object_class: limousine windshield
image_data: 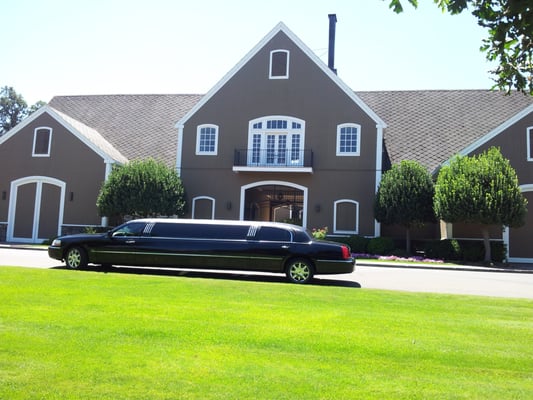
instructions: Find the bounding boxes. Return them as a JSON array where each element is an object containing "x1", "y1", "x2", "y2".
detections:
[{"x1": 49, "y1": 219, "x2": 355, "y2": 284}]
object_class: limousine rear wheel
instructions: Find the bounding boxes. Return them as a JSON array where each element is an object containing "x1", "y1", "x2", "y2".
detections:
[
  {"x1": 65, "y1": 246, "x2": 88, "y2": 269},
  {"x1": 286, "y1": 258, "x2": 314, "y2": 284}
]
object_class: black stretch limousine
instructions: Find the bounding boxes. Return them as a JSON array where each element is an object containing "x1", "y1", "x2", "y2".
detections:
[{"x1": 48, "y1": 219, "x2": 355, "y2": 283}]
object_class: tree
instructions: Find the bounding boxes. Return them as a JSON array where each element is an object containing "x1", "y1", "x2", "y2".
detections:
[
  {"x1": 0, "y1": 86, "x2": 45, "y2": 136},
  {"x1": 388, "y1": 0, "x2": 533, "y2": 95},
  {"x1": 97, "y1": 158, "x2": 187, "y2": 222},
  {"x1": 434, "y1": 147, "x2": 527, "y2": 263},
  {"x1": 374, "y1": 160, "x2": 435, "y2": 254}
]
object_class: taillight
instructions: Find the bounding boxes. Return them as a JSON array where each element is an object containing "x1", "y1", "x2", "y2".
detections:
[{"x1": 341, "y1": 245, "x2": 351, "y2": 260}]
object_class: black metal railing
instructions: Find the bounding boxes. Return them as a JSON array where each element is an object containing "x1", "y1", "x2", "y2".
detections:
[{"x1": 234, "y1": 149, "x2": 313, "y2": 168}]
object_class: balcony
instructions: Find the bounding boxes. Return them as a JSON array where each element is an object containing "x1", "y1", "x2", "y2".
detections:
[{"x1": 233, "y1": 149, "x2": 313, "y2": 173}]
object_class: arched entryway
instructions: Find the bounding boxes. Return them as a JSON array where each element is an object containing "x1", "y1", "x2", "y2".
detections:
[
  {"x1": 240, "y1": 181, "x2": 308, "y2": 227},
  {"x1": 7, "y1": 176, "x2": 65, "y2": 243}
]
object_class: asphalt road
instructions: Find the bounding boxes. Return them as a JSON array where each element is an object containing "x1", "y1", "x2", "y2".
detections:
[{"x1": 1, "y1": 247, "x2": 533, "y2": 299}]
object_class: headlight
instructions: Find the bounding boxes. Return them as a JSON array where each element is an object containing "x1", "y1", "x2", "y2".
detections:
[{"x1": 51, "y1": 239, "x2": 62, "y2": 247}]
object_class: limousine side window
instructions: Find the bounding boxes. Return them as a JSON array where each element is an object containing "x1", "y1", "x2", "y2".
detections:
[
  {"x1": 112, "y1": 222, "x2": 146, "y2": 237},
  {"x1": 150, "y1": 223, "x2": 250, "y2": 240},
  {"x1": 254, "y1": 227, "x2": 291, "y2": 242}
]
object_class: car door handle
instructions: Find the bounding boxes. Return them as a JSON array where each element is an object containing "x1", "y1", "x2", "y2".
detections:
[
  {"x1": 281, "y1": 245, "x2": 289, "y2": 249},
  {"x1": 125, "y1": 240, "x2": 136, "y2": 244}
]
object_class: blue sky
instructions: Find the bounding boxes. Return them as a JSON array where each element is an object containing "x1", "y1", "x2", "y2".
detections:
[{"x1": 2, "y1": 0, "x2": 495, "y2": 105}]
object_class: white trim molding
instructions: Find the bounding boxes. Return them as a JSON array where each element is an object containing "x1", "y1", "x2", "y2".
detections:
[
  {"x1": 505, "y1": 183, "x2": 533, "y2": 263},
  {"x1": 192, "y1": 196, "x2": 216, "y2": 219},
  {"x1": 333, "y1": 199, "x2": 359, "y2": 235},
  {"x1": 7, "y1": 176, "x2": 66, "y2": 243},
  {"x1": 240, "y1": 180, "x2": 308, "y2": 227}
]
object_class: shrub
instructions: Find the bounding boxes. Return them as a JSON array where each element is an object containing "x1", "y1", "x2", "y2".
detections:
[
  {"x1": 424, "y1": 239, "x2": 461, "y2": 261},
  {"x1": 367, "y1": 237, "x2": 395, "y2": 256},
  {"x1": 424, "y1": 239, "x2": 506, "y2": 263},
  {"x1": 329, "y1": 235, "x2": 370, "y2": 253}
]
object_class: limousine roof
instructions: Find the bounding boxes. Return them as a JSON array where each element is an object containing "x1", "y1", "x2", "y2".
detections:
[{"x1": 129, "y1": 218, "x2": 306, "y2": 231}]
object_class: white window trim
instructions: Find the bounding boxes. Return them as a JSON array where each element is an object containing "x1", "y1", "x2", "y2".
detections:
[
  {"x1": 526, "y1": 126, "x2": 533, "y2": 161},
  {"x1": 269, "y1": 49, "x2": 290, "y2": 79},
  {"x1": 191, "y1": 196, "x2": 215, "y2": 219},
  {"x1": 336, "y1": 123, "x2": 361, "y2": 156},
  {"x1": 195, "y1": 124, "x2": 219, "y2": 155},
  {"x1": 247, "y1": 116, "x2": 306, "y2": 167},
  {"x1": 32, "y1": 127, "x2": 52, "y2": 157},
  {"x1": 333, "y1": 199, "x2": 359, "y2": 234}
]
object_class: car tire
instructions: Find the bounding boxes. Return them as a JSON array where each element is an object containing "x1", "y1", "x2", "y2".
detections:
[
  {"x1": 65, "y1": 246, "x2": 88, "y2": 269},
  {"x1": 286, "y1": 258, "x2": 314, "y2": 284}
]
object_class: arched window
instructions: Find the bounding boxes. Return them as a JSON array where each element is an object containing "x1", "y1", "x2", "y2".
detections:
[
  {"x1": 334, "y1": 199, "x2": 359, "y2": 234},
  {"x1": 196, "y1": 124, "x2": 218, "y2": 155},
  {"x1": 269, "y1": 50, "x2": 290, "y2": 79},
  {"x1": 192, "y1": 196, "x2": 215, "y2": 219},
  {"x1": 248, "y1": 116, "x2": 305, "y2": 167},
  {"x1": 336, "y1": 123, "x2": 361, "y2": 156},
  {"x1": 32, "y1": 127, "x2": 53, "y2": 157}
]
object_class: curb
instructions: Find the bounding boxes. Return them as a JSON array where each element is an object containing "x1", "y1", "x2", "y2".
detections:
[
  {"x1": 357, "y1": 261, "x2": 533, "y2": 274},
  {"x1": 2, "y1": 244, "x2": 533, "y2": 274}
]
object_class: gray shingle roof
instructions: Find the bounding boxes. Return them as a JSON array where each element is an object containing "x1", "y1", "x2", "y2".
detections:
[
  {"x1": 356, "y1": 90, "x2": 533, "y2": 173},
  {"x1": 49, "y1": 94, "x2": 203, "y2": 167},
  {"x1": 48, "y1": 91, "x2": 533, "y2": 173}
]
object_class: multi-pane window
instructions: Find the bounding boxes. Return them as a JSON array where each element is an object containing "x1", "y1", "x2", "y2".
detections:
[
  {"x1": 336, "y1": 123, "x2": 361, "y2": 156},
  {"x1": 196, "y1": 125, "x2": 218, "y2": 155},
  {"x1": 251, "y1": 134, "x2": 262, "y2": 164},
  {"x1": 269, "y1": 50, "x2": 289, "y2": 79},
  {"x1": 248, "y1": 116, "x2": 305, "y2": 167},
  {"x1": 291, "y1": 134, "x2": 301, "y2": 161},
  {"x1": 32, "y1": 127, "x2": 52, "y2": 157}
]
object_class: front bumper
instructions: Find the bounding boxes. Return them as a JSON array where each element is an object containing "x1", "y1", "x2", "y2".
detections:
[{"x1": 48, "y1": 246, "x2": 64, "y2": 261}]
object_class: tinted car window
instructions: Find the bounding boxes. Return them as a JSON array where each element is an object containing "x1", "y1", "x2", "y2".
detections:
[
  {"x1": 292, "y1": 230, "x2": 311, "y2": 243},
  {"x1": 150, "y1": 223, "x2": 249, "y2": 240},
  {"x1": 112, "y1": 222, "x2": 146, "y2": 237},
  {"x1": 255, "y1": 227, "x2": 291, "y2": 242}
]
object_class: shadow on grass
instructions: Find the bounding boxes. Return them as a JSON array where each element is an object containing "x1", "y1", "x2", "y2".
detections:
[{"x1": 52, "y1": 264, "x2": 361, "y2": 288}]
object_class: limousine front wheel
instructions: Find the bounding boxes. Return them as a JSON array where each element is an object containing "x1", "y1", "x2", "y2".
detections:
[
  {"x1": 65, "y1": 246, "x2": 88, "y2": 269},
  {"x1": 286, "y1": 258, "x2": 314, "y2": 284}
]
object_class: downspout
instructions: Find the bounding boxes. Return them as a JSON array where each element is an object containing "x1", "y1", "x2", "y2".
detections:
[
  {"x1": 101, "y1": 161, "x2": 114, "y2": 227},
  {"x1": 176, "y1": 124, "x2": 184, "y2": 177},
  {"x1": 374, "y1": 124, "x2": 384, "y2": 237}
]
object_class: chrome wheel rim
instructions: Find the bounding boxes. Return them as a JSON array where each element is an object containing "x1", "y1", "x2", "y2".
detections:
[
  {"x1": 67, "y1": 249, "x2": 81, "y2": 268},
  {"x1": 289, "y1": 262, "x2": 310, "y2": 282}
]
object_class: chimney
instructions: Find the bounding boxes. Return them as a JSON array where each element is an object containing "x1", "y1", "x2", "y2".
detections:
[{"x1": 328, "y1": 14, "x2": 337, "y2": 74}]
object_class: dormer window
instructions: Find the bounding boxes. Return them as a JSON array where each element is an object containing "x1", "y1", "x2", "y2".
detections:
[
  {"x1": 269, "y1": 50, "x2": 289, "y2": 79},
  {"x1": 32, "y1": 127, "x2": 52, "y2": 157}
]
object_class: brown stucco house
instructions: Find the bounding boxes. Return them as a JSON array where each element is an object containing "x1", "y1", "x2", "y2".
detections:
[{"x1": 1, "y1": 21, "x2": 533, "y2": 263}]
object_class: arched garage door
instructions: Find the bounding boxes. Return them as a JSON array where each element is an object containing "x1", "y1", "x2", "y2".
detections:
[
  {"x1": 507, "y1": 186, "x2": 533, "y2": 263},
  {"x1": 7, "y1": 176, "x2": 65, "y2": 243}
]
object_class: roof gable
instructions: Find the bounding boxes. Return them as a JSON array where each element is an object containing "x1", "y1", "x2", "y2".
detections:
[
  {"x1": 454, "y1": 103, "x2": 533, "y2": 160},
  {"x1": 0, "y1": 105, "x2": 128, "y2": 163},
  {"x1": 357, "y1": 90, "x2": 533, "y2": 173},
  {"x1": 176, "y1": 22, "x2": 385, "y2": 129},
  {"x1": 49, "y1": 94, "x2": 202, "y2": 167}
]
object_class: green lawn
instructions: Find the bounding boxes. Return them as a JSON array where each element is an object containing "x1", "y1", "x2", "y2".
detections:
[{"x1": 1, "y1": 266, "x2": 532, "y2": 399}]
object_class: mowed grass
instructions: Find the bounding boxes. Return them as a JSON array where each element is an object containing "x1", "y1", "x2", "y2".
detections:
[{"x1": 0, "y1": 267, "x2": 532, "y2": 399}]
